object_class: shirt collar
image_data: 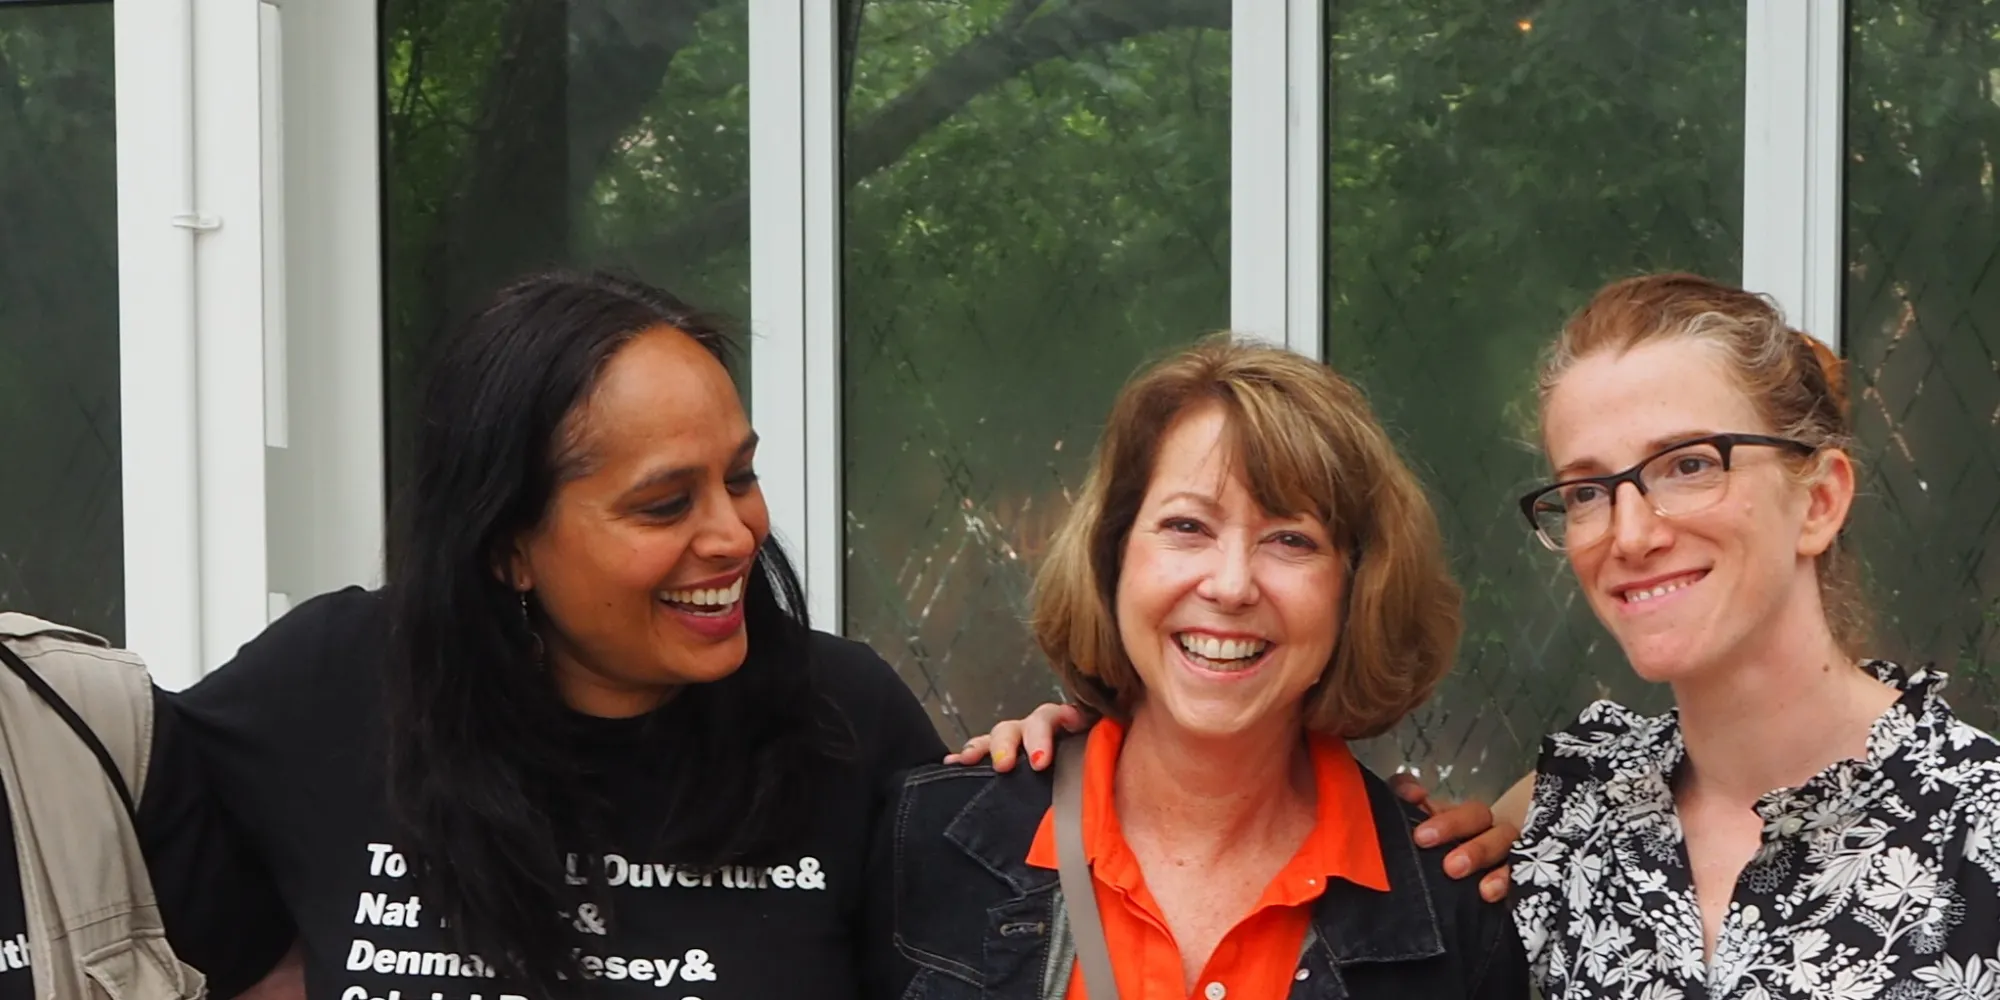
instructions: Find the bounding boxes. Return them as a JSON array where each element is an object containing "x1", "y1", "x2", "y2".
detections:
[
  {"x1": 1598, "y1": 660, "x2": 1953, "y2": 839},
  {"x1": 1024, "y1": 718, "x2": 1390, "y2": 892}
]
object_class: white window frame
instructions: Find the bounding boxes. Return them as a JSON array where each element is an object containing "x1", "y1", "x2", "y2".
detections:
[
  {"x1": 115, "y1": 0, "x2": 205, "y2": 687},
  {"x1": 749, "y1": 0, "x2": 842, "y2": 632},
  {"x1": 115, "y1": 0, "x2": 383, "y2": 686},
  {"x1": 754, "y1": 2, "x2": 1322, "y2": 633},
  {"x1": 1741, "y1": 0, "x2": 1846, "y2": 350},
  {"x1": 102, "y1": 0, "x2": 1850, "y2": 663},
  {"x1": 261, "y1": 0, "x2": 387, "y2": 624},
  {"x1": 1233, "y1": 0, "x2": 1325, "y2": 361},
  {"x1": 116, "y1": 0, "x2": 272, "y2": 688}
]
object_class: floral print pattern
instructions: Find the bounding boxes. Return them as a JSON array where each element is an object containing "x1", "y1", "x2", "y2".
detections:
[{"x1": 1511, "y1": 662, "x2": 2000, "y2": 999}]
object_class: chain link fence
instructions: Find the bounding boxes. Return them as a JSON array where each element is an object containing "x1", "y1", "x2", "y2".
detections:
[{"x1": 1842, "y1": 0, "x2": 1999, "y2": 730}]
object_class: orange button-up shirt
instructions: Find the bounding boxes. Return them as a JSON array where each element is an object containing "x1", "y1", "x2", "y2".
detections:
[{"x1": 1025, "y1": 720, "x2": 1388, "y2": 1000}]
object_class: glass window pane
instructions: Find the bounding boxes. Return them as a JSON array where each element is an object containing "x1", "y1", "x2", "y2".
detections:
[
  {"x1": 380, "y1": 0, "x2": 750, "y2": 508},
  {"x1": 842, "y1": 2, "x2": 1230, "y2": 741},
  {"x1": 0, "y1": 1, "x2": 122, "y2": 642},
  {"x1": 1844, "y1": 1, "x2": 1999, "y2": 724},
  {"x1": 1324, "y1": 1, "x2": 1747, "y2": 800}
]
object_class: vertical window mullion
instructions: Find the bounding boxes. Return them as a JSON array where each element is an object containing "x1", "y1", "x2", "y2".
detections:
[
  {"x1": 115, "y1": 0, "x2": 204, "y2": 686},
  {"x1": 1742, "y1": 0, "x2": 1844, "y2": 348},
  {"x1": 1804, "y1": 0, "x2": 1845, "y2": 352},
  {"x1": 801, "y1": 0, "x2": 843, "y2": 634},
  {"x1": 750, "y1": 0, "x2": 833, "y2": 625},
  {"x1": 191, "y1": 0, "x2": 274, "y2": 671},
  {"x1": 1286, "y1": 0, "x2": 1324, "y2": 362},
  {"x1": 1232, "y1": 0, "x2": 1289, "y2": 346}
]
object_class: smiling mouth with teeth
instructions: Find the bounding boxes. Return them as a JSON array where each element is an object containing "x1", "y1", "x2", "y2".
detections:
[
  {"x1": 658, "y1": 577, "x2": 746, "y2": 616},
  {"x1": 1175, "y1": 632, "x2": 1272, "y2": 671},
  {"x1": 1619, "y1": 571, "x2": 1706, "y2": 604}
]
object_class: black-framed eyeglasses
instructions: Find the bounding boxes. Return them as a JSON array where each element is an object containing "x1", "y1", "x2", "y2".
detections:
[{"x1": 1517, "y1": 433, "x2": 1816, "y2": 552}]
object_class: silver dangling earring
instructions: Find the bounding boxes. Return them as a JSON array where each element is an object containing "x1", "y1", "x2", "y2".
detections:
[{"x1": 519, "y1": 590, "x2": 546, "y2": 663}]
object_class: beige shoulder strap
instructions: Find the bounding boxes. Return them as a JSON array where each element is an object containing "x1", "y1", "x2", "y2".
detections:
[{"x1": 1053, "y1": 736, "x2": 1120, "y2": 1000}]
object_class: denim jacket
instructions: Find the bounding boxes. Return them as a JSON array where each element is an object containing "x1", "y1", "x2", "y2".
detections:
[{"x1": 868, "y1": 759, "x2": 1528, "y2": 1000}]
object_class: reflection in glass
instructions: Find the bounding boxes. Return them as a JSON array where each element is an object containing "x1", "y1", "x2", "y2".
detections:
[
  {"x1": 841, "y1": 1, "x2": 1230, "y2": 741},
  {"x1": 1844, "y1": 0, "x2": 2000, "y2": 725},
  {"x1": 0, "y1": 1, "x2": 122, "y2": 641},
  {"x1": 1323, "y1": 0, "x2": 1746, "y2": 800},
  {"x1": 380, "y1": 0, "x2": 750, "y2": 511}
]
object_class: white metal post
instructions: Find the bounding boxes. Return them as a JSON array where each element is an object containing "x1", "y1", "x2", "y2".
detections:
[
  {"x1": 799, "y1": 0, "x2": 843, "y2": 634},
  {"x1": 115, "y1": 0, "x2": 204, "y2": 687},
  {"x1": 1741, "y1": 0, "x2": 1845, "y2": 349},
  {"x1": 260, "y1": 0, "x2": 290, "y2": 452},
  {"x1": 1802, "y1": 0, "x2": 1845, "y2": 352},
  {"x1": 749, "y1": 0, "x2": 814, "y2": 619},
  {"x1": 1232, "y1": 0, "x2": 1287, "y2": 346},
  {"x1": 1232, "y1": 0, "x2": 1324, "y2": 359},
  {"x1": 262, "y1": 0, "x2": 388, "y2": 619},
  {"x1": 1285, "y1": 0, "x2": 1325, "y2": 361},
  {"x1": 191, "y1": 0, "x2": 274, "y2": 670},
  {"x1": 117, "y1": 0, "x2": 292, "y2": 683}
]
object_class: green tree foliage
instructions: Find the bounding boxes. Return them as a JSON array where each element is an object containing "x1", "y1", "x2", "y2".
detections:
[
  {"x1": 378, "y1": 0, "x2": 2000, "y2": 797},
  {"x1": 1844, "y1": 0, "x2": 2000, "y2": 713},
  {"x1": 1322, "y1": 1, "x2": 1747, "y2": 789}
]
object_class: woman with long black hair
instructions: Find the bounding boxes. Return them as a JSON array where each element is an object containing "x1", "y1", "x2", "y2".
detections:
[{"x1": 176, "y1": 272, "x2": 954, "y2": 1000}]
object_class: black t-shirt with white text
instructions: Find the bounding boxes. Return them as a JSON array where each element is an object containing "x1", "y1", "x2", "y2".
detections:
[
  {"x1": 0, "y1": 787, "x2": 31, "y2": 1000},
  {"x1": 175, "y1": 587, "x2": 948, "y2": 1000}
]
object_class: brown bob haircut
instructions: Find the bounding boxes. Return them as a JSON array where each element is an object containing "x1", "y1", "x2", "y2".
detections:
[{"x1": 1033, "y1": 334, "x2": 1463, "y2": 740}]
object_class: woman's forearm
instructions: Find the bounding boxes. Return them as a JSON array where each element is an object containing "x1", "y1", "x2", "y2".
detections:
[{"x1": 1493, "y1": 771, "x2": 1536, "y2": 831}]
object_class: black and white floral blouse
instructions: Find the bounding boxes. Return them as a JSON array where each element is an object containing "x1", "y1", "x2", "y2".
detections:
[{"x1": 1511, "y1": 661, "x2": 2000, "y2": 1000}]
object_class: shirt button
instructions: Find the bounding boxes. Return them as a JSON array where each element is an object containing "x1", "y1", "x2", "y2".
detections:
[
  {"x1": 1204, "y1": 982, "x2": 1227, "y2": 1000},
  {"x1": 1779, "y1": 816, "x2": 1805, "y2": 837},
  {"x1": 1295, "y1": 969, "x2": 1310, "y2": 981}
]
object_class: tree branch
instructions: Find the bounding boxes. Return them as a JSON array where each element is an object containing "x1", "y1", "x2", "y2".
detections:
[{"x1": 633, "y1": 0, "x2": 1227, "y2": 275}]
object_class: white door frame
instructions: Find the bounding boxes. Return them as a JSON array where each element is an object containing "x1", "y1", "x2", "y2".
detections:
[
  {"x1": 114, "y1": 0, "x2": 384, "y2": 686},
  {"x1": 115, "y1": 0, "x2": 274, "y2": 689}
]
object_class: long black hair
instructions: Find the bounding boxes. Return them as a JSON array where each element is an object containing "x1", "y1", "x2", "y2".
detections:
[{"x1": 382, "y1": 271, "x2": 834, "y2": 993}]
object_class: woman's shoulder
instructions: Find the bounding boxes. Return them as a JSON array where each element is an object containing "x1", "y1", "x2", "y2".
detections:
[
  {"x1": 175, "y1": 585, "x2": 388, "y2": 717},
  {"x1": 1889, "y1": 661, "x2": 2000, "y2": 795},
  {"x1": 803, "y1": 629, "x2": 898, "y2": 690},
  {"x1": 804, "y1": 630, "x2": 952, "y2": 773},
  {"x1": 893, "y1": 758, "x2": 1054, "y2": 834},
  {"x1": 1513, "y1": 700, "x2": 1679, "y2": 846},
  {"x1": 1532, "y1": 697, "x2": 1677, "y2": 784},
  {"x1": 1350, "y1": 767, "x2": 1528, "y2": 994}
]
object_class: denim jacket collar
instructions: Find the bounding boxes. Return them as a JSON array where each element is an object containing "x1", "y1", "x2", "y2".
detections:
[
  {"x1": 945, "y1": 763, "x2": 1061, "y2": 897},
  {"x1": 943, "y1": 753, "x2": 1446, "y2": 971},
  {"x1": 1304, "y1": 773, "x2": 1446, "y2": 967}
]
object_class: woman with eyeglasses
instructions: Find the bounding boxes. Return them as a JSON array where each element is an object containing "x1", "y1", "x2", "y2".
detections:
[
  {"x1": 1503, "y1": 273, "x2": 2000, "y2": 998},
  {"x1": 984, "y1": 272, "x2": 2000, "y2": 997}
]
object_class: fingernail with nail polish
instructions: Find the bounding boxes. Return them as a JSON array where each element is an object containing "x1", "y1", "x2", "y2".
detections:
[{"x1": 1030, "y1": 751, "x2": 1047, "y2": 768}]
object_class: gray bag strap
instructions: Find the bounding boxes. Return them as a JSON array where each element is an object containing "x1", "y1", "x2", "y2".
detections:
[{"x1": 1053, "y1": 737, "x2": 1120, "y2": 1000}]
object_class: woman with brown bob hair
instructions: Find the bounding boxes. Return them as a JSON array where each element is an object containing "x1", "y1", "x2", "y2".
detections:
[{"x1": 869, "y1": 336, "x2": 1526, "y2": 1000}]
